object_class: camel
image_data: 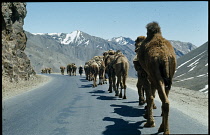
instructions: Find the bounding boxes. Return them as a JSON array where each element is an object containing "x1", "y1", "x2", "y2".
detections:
[
  {"x1": 103, "y1": 50, "x2": 119, "y2": 96},
  {"x1": 78, "y1": 65, "x2": 83, "y2": 76},
  {"x1": 94, "y1": 56, "x2": 107, "y2": 85},
  {"x1": 113, "y1": 50, "x2": 129, "y2": 99},
  {"x1": 89, "y1": 60, "x2": 99, "y2": 88},
  {"x1": 84, "y1": 63, "x2": 90, "y2": 80},
  {"x1": 60, "y1": 66, "x2": 66, "y2": 75},
  {"x1": 136, "y1": 21, "x2": 176, "y2": 134},
  {"x1": 134, "y1": 36, "x2": 158, "y2": 109},
  {"x1": 133, "y1": 36, "x2": 147, "y2": 105},
  {"x1": 67, "y1": 64, "x2": 73, "y2": 76}
]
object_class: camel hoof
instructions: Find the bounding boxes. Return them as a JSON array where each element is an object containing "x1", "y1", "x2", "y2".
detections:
[
  {"x1": 144, "y1": 121, "x2": 155, "y2": 127},
  {"x1": 115, "y1": 93, "x2": 119, "y2": 96},
  {"x1": 158, "y1": 124, "x2": 164, "y2": 132},
  {"x1": 163, "y1": 130, "x2": 170, "y2": 135},
  {"x1": 119, "y1": 93, "x2": 122, "y2": 98},
  {"x1": 139, "y1": 100, "x2": 146, "y2": 105},
  {"x1": 123, "y1": 96, "x2": 126, "y2": 99},
  {"x1": 109, "y1": 91, "x2": 112, "y2": 93}
]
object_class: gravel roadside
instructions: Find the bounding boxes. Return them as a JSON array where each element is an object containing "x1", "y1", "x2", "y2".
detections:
[{"x1": 2, "y1": 74, "x2": 208, "y2": 127}]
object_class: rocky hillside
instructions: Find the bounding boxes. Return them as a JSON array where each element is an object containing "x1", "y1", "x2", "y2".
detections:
[
  {"x1": 2, "y1": 2, "x2": 35, "y2": 82},
  {"x1": 25, "y1": 30, "x2": 197, "y2": 78},
  {"x1": 173, "y1": 42, "x2": 208, "y2": 92},
  {"x1": 25, "y1": 31, "x2": 137, "y2": 77}
]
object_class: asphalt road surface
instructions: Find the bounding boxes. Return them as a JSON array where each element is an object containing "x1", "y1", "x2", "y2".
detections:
[{"x1": 2, "y1": 74, "x2": 208, "y2": 135}]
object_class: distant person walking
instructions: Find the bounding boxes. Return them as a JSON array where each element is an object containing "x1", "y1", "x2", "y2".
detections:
[{"x1": 79, "y1": 65, "x2": 83, "y2": 77}]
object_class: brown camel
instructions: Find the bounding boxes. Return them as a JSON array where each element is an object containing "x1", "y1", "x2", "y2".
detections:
[
  {"x1": 89, "y1": 60, "x2": 99, "y2": 88},
  {"x1": 136, "y1": 21, "x2": 176, "y2": 134},
  {"x1": 113, "y1": 50, "x2": 129, "y2": 99},
  {"x1": 67, "y1": 64, "x2": 73, "y2": 76},
  {"x1": 103, "y1": 50, "x2": 119, "y2": 96},
  {"x1": 60, "y1": 66, "x2": 66, "y2": 75},
  {"x1": 84, "y1": 63, "x2": 90, "y2": 80}
]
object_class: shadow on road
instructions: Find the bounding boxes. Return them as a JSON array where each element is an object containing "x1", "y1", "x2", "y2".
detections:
[
  {"x1": 89, "y1": 90, "x2": 106, "y2": 94},
  {"x1": 80, "y1": 78, "x2": 89, "y2": 82},
  {"x1": 110, "y1": 104, "x2": 145, "y2": 117},
  {"x1": 102, "y1": 117, "x2": 146, "y2": 135},
  {"x1": 79, "y1": 84, "x2": 93, "y2": 88},
  {"x1": 92, "y1": 95, "x2": 120, "y2": 100}
]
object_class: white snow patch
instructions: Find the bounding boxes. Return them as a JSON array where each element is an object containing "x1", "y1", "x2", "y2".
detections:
[
  {"x1": 175, "y1": 77, "x2": 194, "y2": 82},
  {"x1": 177, "y1": 50, "x2": 206, "y2": 69},
  {"x1": 205, "y1": 63, "x2": 208, "y2": 66},
  {"x1": 199, "y1": 85, "x2": 208, "y2": 92},
  {"x1": 48, "y1": 33, "x2": 62, "y2": 36},
  {"x1": 196, "y1": 74, "x2": 206, "y2": 77},
  {"x1": 61, "y1": 31, "x2": 80, "y2": 44},
  {"x1": 32, "y1": 33, "x2": 45, "y2": 35},
  {"x1": 175, "y1": 73, "x2": 186, "y2": 78},
  {"x1": 84, "y1": 40, "x2": 89, "y2": 45}
]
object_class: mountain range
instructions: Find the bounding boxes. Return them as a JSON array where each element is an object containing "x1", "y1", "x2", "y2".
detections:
[
  {"x1": 25, "y1": 30, "x2": 198, "y2": 78},
  {"x1": 173, "y1": 41, "x2": 208, "y2": 92}
]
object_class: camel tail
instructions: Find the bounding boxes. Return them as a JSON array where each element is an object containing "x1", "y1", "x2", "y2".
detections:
[{"x1": 160, "y1": 57, "x2": 172, "y2": 90}]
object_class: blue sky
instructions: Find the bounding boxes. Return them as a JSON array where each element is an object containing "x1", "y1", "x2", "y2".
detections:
[{"x1": 23, "y1": 2, "x2": 208, "y2": 46}]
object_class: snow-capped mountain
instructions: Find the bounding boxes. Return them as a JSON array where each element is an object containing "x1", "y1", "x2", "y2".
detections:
[
  {"x1": 173, "y1": 41, "x2": 208, "y2": 93},
  {"x1": 33, "y1": 31, "x2": 197, "y2": 58},
  {"x1": 27, "y1": 30, "x2": 198, "y2": 79},
  {"x1": 108, "y1": 36, "x2": 135, "y2": 46},
  {"x1": 33, "y1": 30, "x2": 90, "y2": 46}
]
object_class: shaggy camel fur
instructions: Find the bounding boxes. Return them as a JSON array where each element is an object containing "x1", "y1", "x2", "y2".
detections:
[
  {"x1": 103, "y1": 50, "x2": 119, "y2": 96},
  {"x1": 89, "y1": 61, "x2": 99, "y2": 88},
  {"x1": 84, "y1": 63, "x2": 89, "y2": 80},
  {"x1": 113, "y1": 50, "x2": 129, "y2": 99},
  {"x1": 94, "y1": 56, "x2": 107, "y2": 85},
  {"x1": 67, "y1": 64, "x2": 73, "y2": 76},
  {"x1": 136, "y1": 22, "x2": 176, "y2": 134},
  {"x1": 60, "y1": 66, "x2": 66, "y2": 75},
  {"x1": 133, "y1": 36, "x2": 147, "y2": 105}
]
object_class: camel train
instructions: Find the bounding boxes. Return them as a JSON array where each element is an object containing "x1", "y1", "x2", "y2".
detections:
[
  {"x1": 41, "y1": 67, "x2": 52, "y2": 74},
  {"x1": 84, "y1": 50, "x2": 129, "y2": 99},
  {"x1": 67, "y1": 63, "x2": 77, "y2": 76},
  {"x1": 56, "y1": 21, "x2": 176, "y2": 134}
]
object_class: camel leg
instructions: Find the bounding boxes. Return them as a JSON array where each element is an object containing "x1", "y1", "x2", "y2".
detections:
[
  {"x1": 143, "y1": 79, "x2": 155, "y2": 127},
  {"x1": 108, "y1": 75, "x2": 112, "y2": 93},
  {"x1": 151, "y1": 75, "x2": 169, "y2": 135},
  {"x1": 118, "y1": 76, "x2": 123, "y2": 98},
  {"x1": 122, "y1": 75, "x2": 127, "y2": 99},
  {"x1": 137, "y1": 77, "x2": 145, "y2": 105},
  {"x1": 112, "y1": 76, "x2": 118, "y2": 96}
]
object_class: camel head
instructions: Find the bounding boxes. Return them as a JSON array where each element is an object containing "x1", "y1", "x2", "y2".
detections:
[
  {"x1": 146, "y1": 21, "x2": 161, "y2": 38},
  {"x1": 135, "y1": 36, "x2": 146, "y2": 52}
]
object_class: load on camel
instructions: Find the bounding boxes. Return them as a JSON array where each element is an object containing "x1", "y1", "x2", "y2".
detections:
[
  {"x1": 103, "y1": 49, "x2": 129, "y2": 99},
  {"x1": 136, "y1": 21, "x2": 176, "y2": 134},
  {"x1": 60, "y1": 66, "x2": 66, "y2": 75}
]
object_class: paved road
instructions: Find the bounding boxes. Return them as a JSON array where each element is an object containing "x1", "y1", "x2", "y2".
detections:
[{"x1": 2, "y1": 74, "x2": 208, "y2": 135}]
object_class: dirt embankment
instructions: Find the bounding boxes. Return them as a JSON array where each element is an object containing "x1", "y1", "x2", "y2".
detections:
[{"x1": 2, "y1": 74, "x2": 52, "y2": 100}]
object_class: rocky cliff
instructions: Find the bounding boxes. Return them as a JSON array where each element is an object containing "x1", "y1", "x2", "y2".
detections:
[{"x1": 2, "y1": 2, "x2": 35, "y2": 82}]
